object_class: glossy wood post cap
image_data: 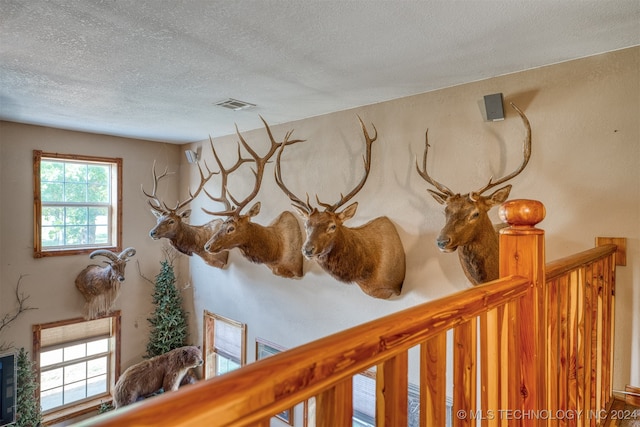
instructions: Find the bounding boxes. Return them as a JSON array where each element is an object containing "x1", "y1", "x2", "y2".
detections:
[{"x1": 498, "y1": 199, "x2": 545, "y2": 228}]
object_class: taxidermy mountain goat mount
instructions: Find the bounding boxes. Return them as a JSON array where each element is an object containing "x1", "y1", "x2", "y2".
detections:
[
  {"x1": 75, "y1": 247, "x2": 136, "y2": 319},
  {"x1": 143, "y1": 160, "x2": 229, "y2": 268},
  {"x1": 275, "y1": 116, "x2": 406, "y2": 299},
  {"x1": 202, "y1": 118, "x2": 305, "y2": 279},
  {"x1": 416, "y1": 102, "x2": 532, "y2": 285}
]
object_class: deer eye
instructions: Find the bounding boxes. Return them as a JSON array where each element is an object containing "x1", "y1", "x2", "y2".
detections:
[
  {"x1": 327, "y1": 223, "x2": 337, "y2": 232},
  {"x1": 470, "y1": 211, "x2": 480, "y2": 220},
  {"x1": 167, "y1": 219, "x2": 175, "y2": 224},
  {"x1": 226, "y1": 225, "x2": 235, "y2": 234}
]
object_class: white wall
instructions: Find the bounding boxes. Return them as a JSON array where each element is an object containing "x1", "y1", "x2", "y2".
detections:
[
  {"x1": 0, "y1": 47, "x2": 638, "y2": 424},
  {"x1": 182, "y1": 47, "x2": 639, "y2": 394}
]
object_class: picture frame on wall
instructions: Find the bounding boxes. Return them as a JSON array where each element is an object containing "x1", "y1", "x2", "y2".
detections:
[{"x1": 255, "y1": 338, "x2": 294, "y2": 425}]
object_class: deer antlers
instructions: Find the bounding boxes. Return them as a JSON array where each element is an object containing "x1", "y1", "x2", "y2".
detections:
[
  {"x1": 416, "y1": 102, "x2": 531, "y2": 198},
  {"x1": 275, "y1": 115, "x2": 377, "y2": 213}
]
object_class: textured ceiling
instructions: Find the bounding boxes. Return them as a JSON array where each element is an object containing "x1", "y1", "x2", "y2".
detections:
[{"x1": 1, "y1": 0, "x2": 639, "y2": 143}]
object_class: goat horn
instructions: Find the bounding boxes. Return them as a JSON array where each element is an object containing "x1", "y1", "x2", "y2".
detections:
[
  {"x1": 118, "y1": 247, "x2": 136, "y2": 260},
  {"x1": 89, "y1": 250, "x2": 118, "y2": 262}
]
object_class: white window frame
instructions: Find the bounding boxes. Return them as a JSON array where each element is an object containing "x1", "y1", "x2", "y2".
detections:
[
  {"x1": 33, "y1": 150, "x2": 122, "y2": 258},
  {"x1": 33, "y1": 312, "x2": 120, "y2": 424},
  {"x1": 203, "y1": 311, "x2": 246, "y2": 379}
]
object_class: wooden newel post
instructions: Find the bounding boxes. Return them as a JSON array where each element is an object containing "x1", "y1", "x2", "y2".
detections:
[{"x1": 498, "y1": 199, "x2": 546, "y2": 426}]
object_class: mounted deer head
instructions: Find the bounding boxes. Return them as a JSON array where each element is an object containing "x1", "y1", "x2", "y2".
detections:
[
  {"x1": 202, "y1": 118, "x2": 305, "y2": 279},
  {"x1": 143, "y1": 161, "x2": 228, "y2": 268},
  {"x1": 275, "y1": 116, "x2": 406, "y2": 299},
  {"x1": 416, "y1": 102, "x2": 531, "y2": 285}
]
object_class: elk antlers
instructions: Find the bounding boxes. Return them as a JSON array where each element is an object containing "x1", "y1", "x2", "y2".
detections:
[
  {"x1": 143, "y1": 160, "x2": 215, "y2": 215},
  {"x1": 275, "y1": 115, "x2": 376, "y2": 214},
  {"x1": 416, "y1": 102, "x2": 531, "y2": 199},
  {"x1": 203, "y1": 117, "x2": 304, "y2": 217}
]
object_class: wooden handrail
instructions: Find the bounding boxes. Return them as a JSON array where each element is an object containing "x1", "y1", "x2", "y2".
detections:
[
  {"x1": 545, "y1": 244, "x2": 616, "y2": 280},
  {"x1": 74, "y1": 199, "x2": 620, "y2": 427},
  {"x1": 79, "y1": 276, "x2": 530, "y2": 427}
]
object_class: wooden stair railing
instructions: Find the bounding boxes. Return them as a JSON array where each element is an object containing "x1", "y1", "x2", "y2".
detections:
[{"x1": 76, "y1": 200, "x2": 621, "y2": 427}]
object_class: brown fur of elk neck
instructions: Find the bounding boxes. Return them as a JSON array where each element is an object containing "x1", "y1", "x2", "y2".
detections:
[
  {"x1": 416, "y1": 102, "x2": 531, "y2": 285},
  {"x1": 142, "y1": 160, "x2": 228, "y2": 268},
  {"x1": 275, "y1": 116, "x2": 406, "y2": 299},
  {"x1": 202, "y1": 117, "x2": 305, "y2": 279}
]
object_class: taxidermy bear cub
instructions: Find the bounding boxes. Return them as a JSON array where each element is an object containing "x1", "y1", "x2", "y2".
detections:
[{"x1": 113, "y1": 345, "x2": 203, "y2": 408}]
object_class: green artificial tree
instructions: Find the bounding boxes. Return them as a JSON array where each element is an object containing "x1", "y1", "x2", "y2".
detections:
[
  {"x1": 16, "y1": 347, "x2": 42, "y2": 427},
  {"x1": 145, "y1": 254, "x2": 189, "y2": 358}
]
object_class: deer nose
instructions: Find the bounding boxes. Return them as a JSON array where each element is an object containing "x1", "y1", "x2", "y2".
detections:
[
  {"x1": 436, "y1": 237, "x2": 450, "y2": 249},
  {"x1": 302, "y1": 246, "x2": 314, "y2": 257}
]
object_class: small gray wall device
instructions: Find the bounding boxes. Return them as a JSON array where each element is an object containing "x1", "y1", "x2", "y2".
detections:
[{"x1": 484, "y1": 93, "x2": 505, "y2": 121}]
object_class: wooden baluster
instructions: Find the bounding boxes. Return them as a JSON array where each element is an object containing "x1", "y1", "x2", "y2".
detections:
[
  {"x1": 588, "y1": 263, "x2": 599, "y2": 426},
  {"x1": 506, "y1": 299, "x2": 521, "y2": 427},
  {"x1": 576, "y1": 268, "x2": 585, "y2": 426},
  {"x1": 453, "y1": 318, "x2": 477, "y2": 427},
  {"x1": 481, "y1": 308, "x2": 501, "y2": 427},
  {"x1": 568, "y1": 271, "x2": 578, "y2": 427},
  {"x1": 377, "y1": 352, "x2": 408, "y2": 426},
  {"x1": 559, "y1": 274, "x2": 570, "y2": 427},
  {"x1": 602, "y1": 254, "x2": 614, "y2": 411},
  {"x1": 597, "y1": 282, "x2": 603, "y2": 419},
  {"x1": 583, "y1": 264, "x2": 593, "y2": 426},
  {"x1": 547, "y1": 278, "x2": 560, "y2": 427},
  {"x1": 498, "y1": 199, "x2": 546, "y2": 427},
  {"x1": 316, "y1": 378, "x2": 352, "y2": 427},
  {"x1": 422, "y1": 333, "x2": 447, "y2": 427}
]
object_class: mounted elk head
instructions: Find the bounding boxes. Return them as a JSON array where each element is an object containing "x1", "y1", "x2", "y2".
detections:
[
  {"x1": 143, "y1": 161, "x2": 229, "y2": 268},
  {"x1": 416, "y1": 102, "x2": 531, "y2": 285},
  {"x1": 202, "y1": 118, "x2": 305, "y2": 279},
  {"x1": 275, "y1": 117, "x2": 406, "y2": 299},
  {"x1": 75, "y1": 247, "x2": 136, "y2": 319}
]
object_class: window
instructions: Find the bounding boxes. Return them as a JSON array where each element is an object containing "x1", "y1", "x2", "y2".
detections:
[
  {"x1": 256, "y1": 338, "x2": 293, "y2": 425},
  {"x1": 33, "y1": 313, "x2": 120, "y2": 424},
  {"x1": 353, "y1": 369, "x2": 376, "y2": 427},
  {"x1": 351, "y1": 369, "x2": 449, "y2": 427},
  {"x1": 203, "y1": 311, "x2": 246, "y2": 379},
  {"x1": 33, "y1": 151, "x2": 122, "y2": 257}
]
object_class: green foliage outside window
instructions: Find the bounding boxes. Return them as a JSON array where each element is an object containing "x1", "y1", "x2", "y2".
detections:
[{"x1": 38, "y1": 157, "x2": 113, "y2": 248}]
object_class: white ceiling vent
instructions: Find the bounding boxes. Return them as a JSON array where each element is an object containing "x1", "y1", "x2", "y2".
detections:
[{"x1": 214, "y1": 98, "x2": 256, "y2": 111}]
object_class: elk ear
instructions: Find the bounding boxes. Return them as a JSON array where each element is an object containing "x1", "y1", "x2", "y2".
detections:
[
  {"x1": 428, "y1": 190, "x2": 448, "y2": 205},
  {"x1": 487, "y1": 185, "x2": 512, "y2": 207},
  {"x1": 180, "y1": 209, "x2": 192, "y2": 219},
  {"x1": 247, "y1": 202, "x2": 261, "y2": 217},
  {"x1": 339, "y1": 202, "x2": 358, "y2": 222}
]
